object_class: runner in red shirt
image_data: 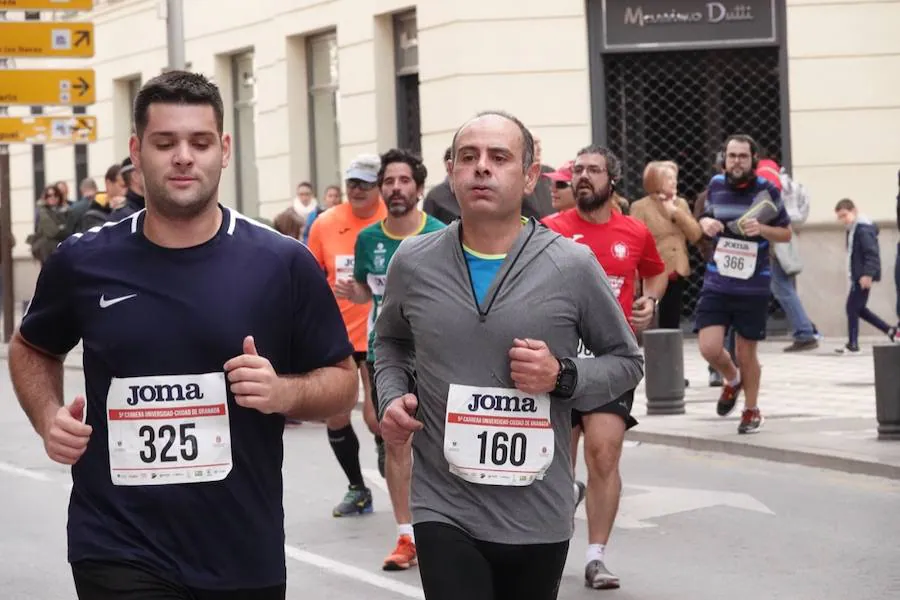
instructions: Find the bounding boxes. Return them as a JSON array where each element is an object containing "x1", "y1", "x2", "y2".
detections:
[{"x1": 542, "y1": 145, "x2": 667, "y2": 591}]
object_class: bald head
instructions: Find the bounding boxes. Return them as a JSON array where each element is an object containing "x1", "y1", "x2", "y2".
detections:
[{"x1": 451, "y1": 111, "x2": 535, "y2": 172}]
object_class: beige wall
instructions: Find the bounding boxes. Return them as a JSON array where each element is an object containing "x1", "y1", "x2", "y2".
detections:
[{"x1": 5, "y1": 0, "x2": 899, "y2": 334}]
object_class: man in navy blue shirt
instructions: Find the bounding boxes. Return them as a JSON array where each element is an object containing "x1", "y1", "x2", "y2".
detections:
[
  {"x1": 7, "y1": 70, "x2": 358, "y2": 599},
  {"x1": 696, "y1": 134, "x2": 792, "y2": 435}
]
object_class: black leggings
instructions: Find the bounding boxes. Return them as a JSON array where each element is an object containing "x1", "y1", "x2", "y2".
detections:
[
  {"x1": 71, "y1": 560, "x2": 286, "y2": 600},
  {"x1": 657, "y1": 275, "x2": 685, "y2": 330},
  {"x1": 415, "y1": 522, "x2": 569, "y2": 600}
]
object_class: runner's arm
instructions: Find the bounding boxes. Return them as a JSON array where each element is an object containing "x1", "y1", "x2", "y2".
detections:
[
  {"x1": 281, "y1": 249, "x2": 360, "y2": 419},
  {"x1": 277, "y1": 356, "x2": 359, "y2": 420},
  {"x1": 9, "y1": 247, "x2": 80, "y2": 438},
  {"x1": 347, "y1": 236, "x2": 374, "y2": 304},
  {"x1": 9, "y1": 333, "x2": 65, "y2": 438},
  {"x1": 373, "y1": 249, "x2": 416, "y2": 420},
  {"x1": 568, "y1": 248, "x2": 644, "y2": 410},
  {"x1": 758, "y1": 186, "x2": 792, "y2": 243}
]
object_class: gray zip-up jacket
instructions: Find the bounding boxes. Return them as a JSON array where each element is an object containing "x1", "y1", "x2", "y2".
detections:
[{"x1": 374, "y1": 218, "x2": 644, "y2": 544}]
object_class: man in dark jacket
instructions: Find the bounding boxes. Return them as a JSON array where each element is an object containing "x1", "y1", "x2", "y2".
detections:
[
  {"x1": 834, "y1": 198, "x2": 897, "y2": 353},
  {"x1": 107, "y1": 157, "x2": 145, "y2": 222}
]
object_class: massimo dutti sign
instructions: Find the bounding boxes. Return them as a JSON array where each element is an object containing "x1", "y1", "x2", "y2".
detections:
[{"x1": 601, "y1": 1, "x2": 777, "y2": 51}]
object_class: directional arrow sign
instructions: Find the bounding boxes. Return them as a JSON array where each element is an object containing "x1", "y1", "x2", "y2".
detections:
[
  {"x1": 0, "y1": 69, "x2": 95, "y2": 106},
  {"x1": 0, "y1": 0, "x2": 94, "y2": 9},
  {"x1": 0, "y1": 22, "x2": 94, "y2": 58},
  {"x1": 0, "y1": 115, "x2": 97, "y2": 144},
  {"x1": 576, "y1": 484, "x2": 774, "y2": 529}
]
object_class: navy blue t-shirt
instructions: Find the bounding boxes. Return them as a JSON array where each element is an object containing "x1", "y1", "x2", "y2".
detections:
[
  {"x1": 19, "y1": 206, "x2": 353, "y2": 590},
  {"x1": 701, "y1": 174, "x2": 791, "y2": 297}
]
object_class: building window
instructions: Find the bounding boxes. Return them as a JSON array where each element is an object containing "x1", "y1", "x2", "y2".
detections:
[
  {"x1": 307, "y1": 32, "x2": 340, "y2": 198},
  {"x1": 393, "y1": 11, "x2": 420, "y2": 156}
]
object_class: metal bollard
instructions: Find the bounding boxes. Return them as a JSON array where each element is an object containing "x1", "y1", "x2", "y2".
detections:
[
  {"x1": 874, "y1": 344, "x2": 900, "y2": 441},
  {"x1": 642, "y1": 329, "x2": 686, "y2": 415}
]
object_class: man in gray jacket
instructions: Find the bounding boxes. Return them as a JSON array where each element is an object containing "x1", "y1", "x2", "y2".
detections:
[{"x1": 374, "y1": 111, "x2": 644, "y2": 600}]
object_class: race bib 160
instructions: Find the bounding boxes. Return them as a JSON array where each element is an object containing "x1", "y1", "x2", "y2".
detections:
[{"x1": 443, "y1": 384, "x2": 554, "y2": 487}]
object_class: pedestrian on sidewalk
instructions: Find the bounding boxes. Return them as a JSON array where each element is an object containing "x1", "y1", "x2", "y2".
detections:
[
  {"x1": 834, "y1": 198, "x2": 898, "y2": 353},
  {"x1": 757, "y1": 157, "x2": 820, "y2": 352}
]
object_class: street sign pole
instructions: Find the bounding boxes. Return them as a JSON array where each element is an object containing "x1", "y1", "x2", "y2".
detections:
[
  {"x1": 166, "y1": 0, "x2": 185, "y2": 70},
  {"x1": 0, "y1": 55, "x2": 13, "y2": 343}
]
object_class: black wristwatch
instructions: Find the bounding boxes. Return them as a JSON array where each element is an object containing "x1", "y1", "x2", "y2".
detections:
[{"x1": 552, "y1": 357, "x2": 578, "y2": 399}]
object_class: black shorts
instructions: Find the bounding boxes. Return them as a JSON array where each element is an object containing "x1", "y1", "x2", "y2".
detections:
[
  {"x1": 572, "y1": 388, "x2": 638, "y2": 430},
  {"x1": 694, "y1": 291, "x2": 769, "y2": 341},
  {"x1": 352, "y1": 351, "x2": 367, "y2": 365},
  {"x1": 365, "y1": 360, "x2": 378, "y2": 415},
  {"x1": 71, "y1": 560, "x2": 285, "y2": 600},
  {"x1": 414, "y1": 522, "x2": 568, "y2": 600}
]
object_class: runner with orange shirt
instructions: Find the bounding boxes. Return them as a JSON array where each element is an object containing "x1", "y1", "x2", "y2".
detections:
[{"x1": 307, "y1": 154, "x2": 388, "y2": 517}]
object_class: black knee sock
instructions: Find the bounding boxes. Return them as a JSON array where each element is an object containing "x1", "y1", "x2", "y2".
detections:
[{"x1": 327, "y1": 425, "x2": 364, "y2": 487}]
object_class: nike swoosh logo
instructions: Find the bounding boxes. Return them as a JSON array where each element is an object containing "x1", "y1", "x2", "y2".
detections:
[
  {"x1": 99, "y1": 294, "x2": 137, "y2": 309},
  {"x1": 572, "y1": 234, "x2": 584, "y2": 241}
]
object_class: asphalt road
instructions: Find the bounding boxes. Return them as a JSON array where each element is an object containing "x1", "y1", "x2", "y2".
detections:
[{"x1": 2, "y1": 363, "x2": 899, "y2": 599}]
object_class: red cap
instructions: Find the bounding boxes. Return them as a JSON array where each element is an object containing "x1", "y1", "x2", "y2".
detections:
[
  {"x1": 757, "y1": 159, "x2": 782, "y2": 191},
  {"x1": 543, "y1": 160, "x2": 574, "y2": 183}
]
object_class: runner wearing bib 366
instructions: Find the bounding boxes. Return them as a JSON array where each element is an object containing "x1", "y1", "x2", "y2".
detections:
[
  {"x1": 542, "y1": 145, "x2": 668, "y2": 591},
  {"x1": 307, "y1": 154, "x2": 388, "y2": 517},
  {"x1": 334, "y1": 148, "x2": 444, "y2": 571},
  {"x1": 375, "y1": 111, "x2": 644, "y2": 600},
  {"x1": 7, "y1": 71, "x2": 359, "y2": 599},
  {"x1": 696, "y1": 134, "x2": 792, "y2": 435}
]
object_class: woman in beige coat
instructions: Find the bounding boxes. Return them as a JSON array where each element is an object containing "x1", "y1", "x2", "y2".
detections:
[{"x1": 630, "y1": 161, "x2": 703, "y2": 329}]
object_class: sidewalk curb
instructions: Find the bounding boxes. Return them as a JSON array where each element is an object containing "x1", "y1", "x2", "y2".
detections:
[{"x1": 626, "y1": 430, "x2": 900, "y2": 481}]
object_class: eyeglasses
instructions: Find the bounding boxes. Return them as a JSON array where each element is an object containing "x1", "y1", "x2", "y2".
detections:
[{"x1": 346, "y1": 179, "x2": 376, "y2": 191}]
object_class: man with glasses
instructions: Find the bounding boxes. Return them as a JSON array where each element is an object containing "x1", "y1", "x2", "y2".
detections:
[
  {"x1": 307, "y1": 154, "x2": 387, "y2": 517},
  {"x1": 542, "y1": 145, "x2": 667, "y2": 590},
  {"x1": 696, "y1": 134, "x2": 792, "y2": 434}
]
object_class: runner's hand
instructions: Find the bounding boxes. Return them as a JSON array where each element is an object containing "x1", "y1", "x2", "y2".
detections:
[
  {"x1": 509, "y1": 338, "x2": 559, "y2": 395},
  {"x1": 43, "y1": 396, "x2": 92, "y2": 465},
  {"x1": 225, "y1": 336, "x2": 283, "y2": 414},
  {"x1": 630, "y1": 296, "x2": 655, "y2": 333},
  {"x1": 699, "y1": 217, "x2": 723, "y2": 237},
  {"x1": 742, "y1": 218, "x2": 762, "y2": 237},
  {"x1": 381, "y1": 394, "x2": 423, "y2": 446},
  {"x1": 333, "y1": 278, "x2": 356, "y2": 300}
]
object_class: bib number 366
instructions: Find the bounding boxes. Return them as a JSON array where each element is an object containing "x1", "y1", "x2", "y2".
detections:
[{"x1": 444, "y1": 384, "x2": 554, "y2": 487}]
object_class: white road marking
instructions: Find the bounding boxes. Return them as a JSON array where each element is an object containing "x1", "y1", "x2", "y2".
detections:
[
  {"x1": 0, "y1": 460, "x2": 425, "y2": 597},
  {"x1": 0, "y1": 461, "x2": 54, "y2": 482},
  {"x1": 284, "y1": 544, "x2": 424, "y2": 599}
]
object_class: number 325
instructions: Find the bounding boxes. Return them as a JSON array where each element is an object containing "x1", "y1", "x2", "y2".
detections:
[{"x1": 139, "y1": 423, "x2": 199, "y2": 463}]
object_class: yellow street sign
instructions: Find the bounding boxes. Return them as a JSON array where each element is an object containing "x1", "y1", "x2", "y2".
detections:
[
  {"x1": 0, "y1": 115, "x2": 97, "y2": 144},
  {"x1": 0, "y1": 0, "x2": 93, "y2": 9},
  {"x1": 0, "y1": 69, "x2": 94, "y2": 106},
  {"x1": 0, "y1": 22, "x2": 94, "y2": 58}
]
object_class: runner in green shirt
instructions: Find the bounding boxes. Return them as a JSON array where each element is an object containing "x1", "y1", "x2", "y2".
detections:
[{"x1": 334, "y1": 148, "x2": 444, "y2": 572}]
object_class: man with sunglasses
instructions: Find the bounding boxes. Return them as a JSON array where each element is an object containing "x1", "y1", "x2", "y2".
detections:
[{"x1": 307, "y1": 154, "x2": 387, "y2": 517}]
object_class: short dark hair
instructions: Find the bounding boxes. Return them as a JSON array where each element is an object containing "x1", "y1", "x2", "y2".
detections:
[
  {"x1": 835, "y1": 198, "x2": 856, "y2": 212},
  {"x1": 133, "y1": 70, "x2": 224, "y2": 140},
  {"x1": 377, "y1": 148, "x2": 428, "y2": 188},
  {"x1": 325, "y1": 184, "x2": 341, "y2": 195},
  {"x1": 450, "y1": 110, "x2": 535, "y2": 172},
  {"x1": 723, "y1": 134, "x2": 759, "y2": 158},
  {"x1": 296, "y1": 181, "x2": 313, "y2": 190},
  {"x1": 443, "y1": 146, "x2": 452, "y2": 162},
  {"x1": 575, "y1": 144, "x2": 623, "y2": 184},
  {"x1": 104, "y1": 164, "x2": 121, "y2": 184}
]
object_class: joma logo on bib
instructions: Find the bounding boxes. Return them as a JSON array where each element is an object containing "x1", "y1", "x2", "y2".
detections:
[
  {"x1": 467, "y1": 393, "x2": 537, "y2": 413},
  {"x1": 126, "y1": 382, "x2": 205, "y2": 406}
]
